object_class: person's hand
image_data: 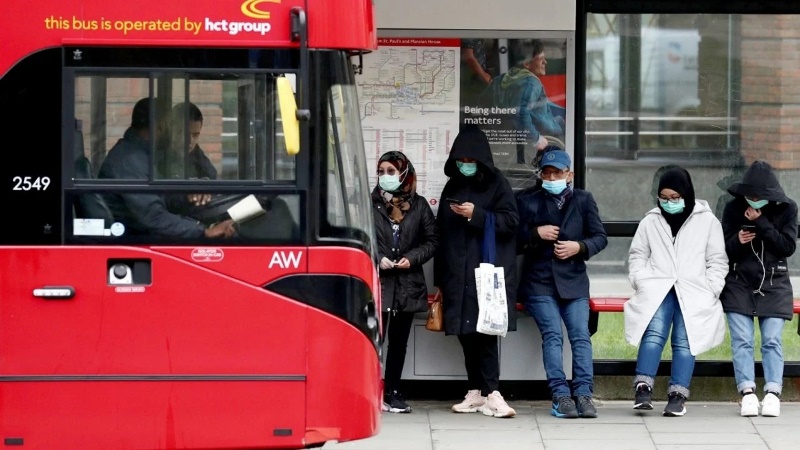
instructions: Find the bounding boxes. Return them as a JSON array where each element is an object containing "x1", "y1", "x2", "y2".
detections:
[
  {"x1": 204, "y1": 219, "x2": 235, "y2": 238},
  {"x1": 537, "y1": 225, "x2": 560, "y2": 241},
  {"x1": 189, "y1": 193, "x2": 212, "y2": 206},
  {"x1": 745, "y1": 207, "x2": 762, "y2": 221},
  {"x1": 739, "y1": 230, "x2": 756, "y2": 244},
  {"x1": 395, "y1": 257, "x2": 411, "y2": 269},
  {"x1": 450, "y1": 202, "x2": 475, "y2": 220},
  {"x1": 536, "y1": 135, "x2": 548, "y2": 150},
  {"x1": 380, "y1": 257, "x2": 395, "y2": 270},
  {"x1": 554, "y1": 240, "x2": 580, "y2": 259}
]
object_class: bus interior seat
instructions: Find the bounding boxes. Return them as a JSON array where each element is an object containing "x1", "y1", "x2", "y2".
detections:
[{"x1": 73, "y1": 119, "x2": 115, "y2": 226}]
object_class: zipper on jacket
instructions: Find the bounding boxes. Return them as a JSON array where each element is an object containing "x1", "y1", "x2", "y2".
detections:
[{"x1": 770, "y1": 267, "x2": 774, "y2": 286}]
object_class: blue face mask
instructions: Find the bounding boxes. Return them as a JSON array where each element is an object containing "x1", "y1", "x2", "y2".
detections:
[
  {"x1": 542, "y1": 179, "x2": 568, "y2": 195},
  {"x1": 379, "y1": 174, "x2": 402, "y2": 192},
  {"x1": 456, "y1": 161, "x2": 477, "y2": 177},
  {"x1": 660, "y1": 198, "x2": 685, "y2": 214},
  {"x1": 746, "y1": 198, "x2": 768, "y2": 209}
]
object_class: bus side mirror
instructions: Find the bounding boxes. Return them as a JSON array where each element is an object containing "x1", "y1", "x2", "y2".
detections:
[{"x1": 276, "y1": 77, "x2": 300, "y2": 155}]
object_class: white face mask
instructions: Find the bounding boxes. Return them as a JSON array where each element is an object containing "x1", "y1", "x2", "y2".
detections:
[
  {"x1": 379, "y1": 174, "x2": 402, "y2": 192},
  {"x1": 378, "y1": 166, "x2": 408, "y2": 192}
]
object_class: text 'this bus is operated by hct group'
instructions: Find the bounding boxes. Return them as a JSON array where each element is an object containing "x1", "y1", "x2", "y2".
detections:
[{"x1": 0, "y1": 1, "x2": 381, "y2": 449}]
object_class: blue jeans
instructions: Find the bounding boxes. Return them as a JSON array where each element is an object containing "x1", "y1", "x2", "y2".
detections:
[
  {"x1": 635, "y1": 289, "x2": 694, "y2": 394},
  {"x1": 525, "y1": 296, "x2": 593, "y2": 398},
  {"x1": 727, "y1": 312, "x2": 786, "y2": 395}
]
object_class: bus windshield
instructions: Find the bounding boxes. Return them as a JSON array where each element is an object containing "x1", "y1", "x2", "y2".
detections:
[{"x1": 325, "y1": 81, "x2": 376, "y2": 255}]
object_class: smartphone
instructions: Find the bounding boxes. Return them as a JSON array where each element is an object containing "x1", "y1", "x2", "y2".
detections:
[
  {"x1": 741, "y1": 224, "x2": 756, "y2": 232},
  {"x1": 445, "y1": 198, "x2": 463, "y2": 205}
]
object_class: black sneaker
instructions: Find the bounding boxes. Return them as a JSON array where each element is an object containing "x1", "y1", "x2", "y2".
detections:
[
  {"x1": 663, "y1": 392, "x2": 687, "y2": 417},
  {"x1": 633, "y1": 383, "x2": 653, "y2": 410},
  {"x1": 383, "y1": 390, "x2": 411, "y2": 413},
  {"x1": 551, "y1": 396, "x2": 579, "y2": 418},
  {"x1": 576, "y1": 396, "x2": 598, "y2": 418}
]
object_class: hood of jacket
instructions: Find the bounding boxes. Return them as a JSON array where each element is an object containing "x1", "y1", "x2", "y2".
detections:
[
  {"x1": 444, "y1": 124, "x2": 497, "y2": 180},
  {"x1": 727, "y1": 160, "x2": 789, "y2": 203},
  {"x1": 500, "y1": 66, "x2": 537, "y2": 89},
  {"x1": 490, "y1": 66, "x2": 539, "y2": 106}
]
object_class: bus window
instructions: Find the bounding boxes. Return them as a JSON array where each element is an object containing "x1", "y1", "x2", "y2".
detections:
[
  {"x1": 73, "y1": 73, "x2": 295, "y2": 182},
  {"x1": 68, "y1": 70, "x2": 302, "y2": 244}
]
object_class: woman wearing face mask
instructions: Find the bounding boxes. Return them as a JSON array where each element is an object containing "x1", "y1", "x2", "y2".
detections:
[
  {"x1": 434, "y1": 124, "x2": 519, "y2": 418},
  {"x1": 372, "y1": 151, "x2": 439, "y2": 414},
  {"x1": 719, "y1": 160, "x2": 797, "y2": 418},
  {"x1": 624, "y1": 167, "x2": 728, "y2": 417}
]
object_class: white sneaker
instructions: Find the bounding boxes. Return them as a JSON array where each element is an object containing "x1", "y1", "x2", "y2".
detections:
[
  {"x1": 481, "y1": 391, "x2": 516, "y2": 418},
  {"x1": 740, "y1": 392, "x2": 759, "y2": 417},
  {"x1": 452, "y1": 389, "x2": 486, "y2": 413},
  {"x1": 761, "y1": 392, "x2": 780, "y2": 417}
]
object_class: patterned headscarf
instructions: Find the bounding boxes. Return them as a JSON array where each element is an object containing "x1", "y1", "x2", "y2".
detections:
[{"x1": 376, "y1": 151, "x2": 417, "y2": 222}]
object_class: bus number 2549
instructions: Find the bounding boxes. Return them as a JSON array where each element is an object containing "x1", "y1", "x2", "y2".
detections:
[{"x1": 12, "y1": 176, "x2": 51, "y2": 191}]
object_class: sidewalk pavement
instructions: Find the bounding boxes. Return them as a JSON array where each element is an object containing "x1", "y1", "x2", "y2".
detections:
[{"x1": 322, "y1": 400, "x2": 798, "y2": 450}]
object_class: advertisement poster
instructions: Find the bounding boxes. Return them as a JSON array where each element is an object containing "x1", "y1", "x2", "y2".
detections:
[{"x1": 357, "y1": 37, "x2": 568, "y2": 205}]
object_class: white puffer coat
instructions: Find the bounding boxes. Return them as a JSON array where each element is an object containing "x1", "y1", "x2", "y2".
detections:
[{"x1": 624, "y1": 200, "x2": 728, "y2": 356}]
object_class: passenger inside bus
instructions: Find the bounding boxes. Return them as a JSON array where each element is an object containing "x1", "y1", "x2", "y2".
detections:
[
  {"x1": 160, "y1": 101, "x2": 217, "y2": 213},
  {"x1": 97, "y1": 97, "x2": 236, "y2": 239}
]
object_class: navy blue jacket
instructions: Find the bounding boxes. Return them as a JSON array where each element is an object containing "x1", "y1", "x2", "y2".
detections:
[{"x1": 516, "y1": 188, "x2": 607, "y2": 300}]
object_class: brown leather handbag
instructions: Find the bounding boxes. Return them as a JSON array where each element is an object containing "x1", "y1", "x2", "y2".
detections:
[{"x1": 425, "y1": 290, "x2": 444, "y2": 332}]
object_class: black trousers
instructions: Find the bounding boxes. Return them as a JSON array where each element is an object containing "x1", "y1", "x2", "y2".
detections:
[
  {"x1": 458, "y1": 332, "x2": 500, "y2": 396},
  {"x1": 382, "y1": 311, "x2": 416, "y2": 392}
]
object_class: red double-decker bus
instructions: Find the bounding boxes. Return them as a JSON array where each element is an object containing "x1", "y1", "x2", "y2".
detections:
[{"x1": 0, "y1": 1, "x2": 380, "y2": 449}]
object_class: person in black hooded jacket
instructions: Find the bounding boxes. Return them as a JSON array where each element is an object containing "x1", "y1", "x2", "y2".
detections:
[
  {"x1": 372, "y1": 151, "x2": 438, "y2": 414},
  {"x1": 720, "y1": 160, "x2": 798, "y2": 418},
  {"x1": 434, "y1": 124, "x2": 519, "y2": 418}
]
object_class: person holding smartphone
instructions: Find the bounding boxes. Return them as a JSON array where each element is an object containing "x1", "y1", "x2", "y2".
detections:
[
  {"x1": 372, "y1": 151, "x2": 438, "y2": 413},
  {"x1": 719, "y1": 160, "x2": 798, "y2": 418},
  {"x1": 434, "y1": 124, "x2": 519, "y2": 418}
]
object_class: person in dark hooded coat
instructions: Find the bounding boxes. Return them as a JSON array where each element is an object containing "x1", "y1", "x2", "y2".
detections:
[
  {"x1": 434, "y1": 124, "x2": 519, "y2": 418},
  {"x1": 720, "y1": 160, "x2": 798, "y2": 418}
]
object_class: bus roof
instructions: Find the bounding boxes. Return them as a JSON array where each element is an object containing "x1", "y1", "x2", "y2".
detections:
[{"x1": 1, "y1": 0, "x2": 376, "y2": 77}]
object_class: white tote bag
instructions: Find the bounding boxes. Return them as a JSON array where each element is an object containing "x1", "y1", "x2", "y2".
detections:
[{"x1": 475, "y1": 262, "x2": 509, "y2": 337}]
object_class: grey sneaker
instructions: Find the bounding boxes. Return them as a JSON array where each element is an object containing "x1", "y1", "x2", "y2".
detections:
[
  {"x1": 551, "y1": 396, "x2": 579, "y2": 418},
  {"x1": 576, "y1": 396, "x2": 597, "y2": 418}
]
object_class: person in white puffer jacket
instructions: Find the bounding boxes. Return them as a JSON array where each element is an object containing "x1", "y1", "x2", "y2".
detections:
[{"x1": 624, "y1": 166, "x2": 728, "y2": 417}]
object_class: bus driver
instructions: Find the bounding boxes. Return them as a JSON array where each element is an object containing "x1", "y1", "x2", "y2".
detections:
[{"x1": 98, "y1": 97, "x2": 235, "y2": 239}]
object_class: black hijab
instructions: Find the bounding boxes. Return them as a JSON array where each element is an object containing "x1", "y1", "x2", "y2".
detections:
[{"x1": 657, "y1": 167, "x2": 696, "y2": 237}]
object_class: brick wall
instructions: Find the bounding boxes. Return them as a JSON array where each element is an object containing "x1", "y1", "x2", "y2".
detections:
[{"x1": 740, "y1": 16, "x2": 800, "y2": 169}]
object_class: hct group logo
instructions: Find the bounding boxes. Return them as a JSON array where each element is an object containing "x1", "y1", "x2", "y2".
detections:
[
  {"x1": 205, "y1": 0, "x2": 280, "y2": 36},
  {"x1": 241, "y1": 0, "x2": 281, "y2": 20}
]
